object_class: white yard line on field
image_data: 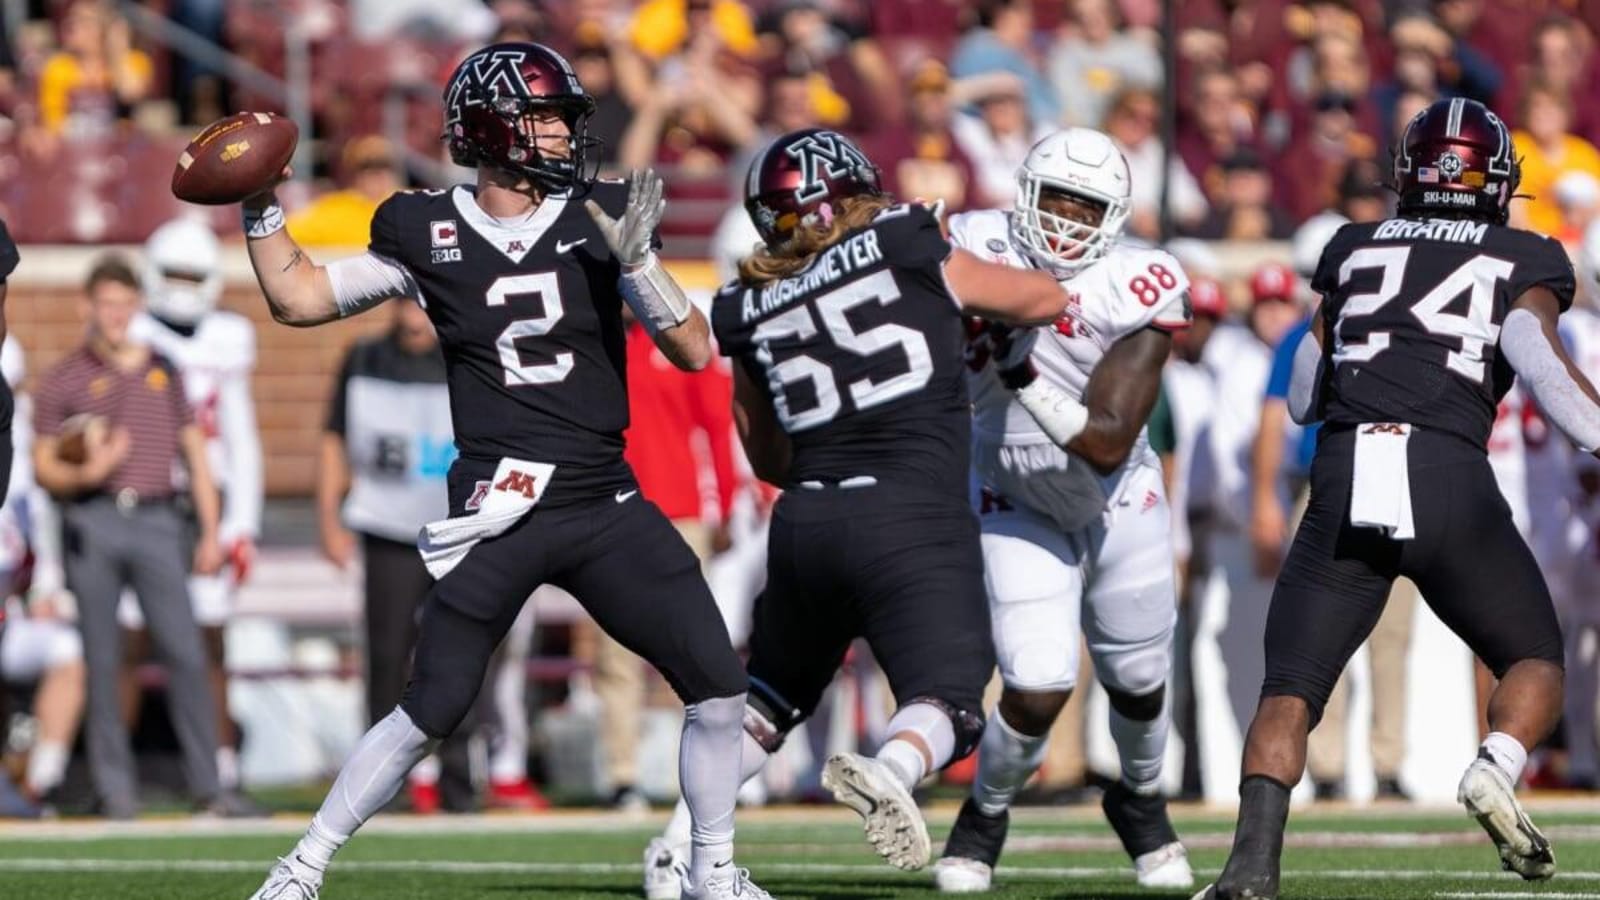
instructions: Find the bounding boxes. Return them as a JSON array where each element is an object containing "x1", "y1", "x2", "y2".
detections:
[
  {"x1": 1435, "y1": 893, "x2": 1600, "y2": 898},
  {"x1": 6, "y1": 858, "x2": 1600, "y2": 885}
]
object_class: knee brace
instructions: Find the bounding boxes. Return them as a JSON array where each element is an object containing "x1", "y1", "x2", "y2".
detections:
[
  {"x1": 746, "y1": 677, "x2": 804, "y2": 754},
  {"x1": 906, "y1": 694, "x2": 986, "y2": 761},
  {"x1": 1106, "y1": 683, "x2": 1166, "y2": 723}
]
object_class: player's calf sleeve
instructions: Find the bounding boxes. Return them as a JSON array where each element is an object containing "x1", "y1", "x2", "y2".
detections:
[
  {"x1": 1107, "y1": 684, "x2": 1170, "y2": 793},
  {"x1": 681, "y1": 693, "x2": 745, "y2": 886},
  {"x1": 972, "y1": 710, "x2": 1049, "y2": 817},
  {"x1": 665, "y1": 728, "x2": 772, "y2": 848},
  {"x1": 296, "y1": 707, "x2": 436, "y2": 872},
  {"x1": 876, "y1": 701, "x2": 958, "y2": 790}
]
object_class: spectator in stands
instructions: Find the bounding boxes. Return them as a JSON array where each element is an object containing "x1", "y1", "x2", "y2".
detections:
[
  {"x1": 348, "y1": 0, "x2": 497, "y2": 41},
  {"x1": 1512, "y1": 82, "x2": 1600, "y2": 237},
  {"x1": 569, "y1": 24, "x2": 638, "y2": 173},
  {"x1": 1179, "y1": 68, "x2": 1260, "y2": 206},
  {"x1": 30, "y1": 255, "x2": 228, "y2": 820},
  {"x1": 1429, "y1": 0, "x2": 1512, "y2": 99},
  {"x1": 1513, "y1": 16, "x2": 1599, "y2": 145},
  {"x1": 170, "y1": 0, "x2": 228, "y2": 125},
  {"x1": 1553, "y1": 171, "x2": 1600, "y2": 249},
  {"x1": 286, "y1": 137, "x2": 403, "y2": 248},
  {"x1": 36, "y1": 0, "x2": 152, "y2": 137},
  {"x1": 1047, "y1": 0, "x2": 1162, "y2": 131},
  {"x1": 860, "y1": 59, "x2": 976, "y2": 212},
  {"x1": 759, "y1": 0, "x2": 898, "y2": 134},
  {"x1": 1301, "y1": 32, "x2": 1381, "y2": 139},
  {"x1": 950, "y1": 71, "x2": 1049, "y2": 207},
  {"x1": 1333, "y1": 156, "x2": 1391, "y2": 224},
  {"x1": 1384, "y1": 88, "x2": 1440, "y2": 156},
  {"x1": 950, "y1": 0, "x2": 1060, "y2": 127},
  {"x1": 616, "y1": 17, "x2": 759, "y2": 176},
  {"x1": 317, "y1": 297, "x2": 515, "y2": 813},
  {"x1": 1277, "y1": 90, "x2": 1377, "y2": 223},
  {"x1": 1102, "y1": 86, "x2": 1207, "y2": 238},
  {"x1": 630, "y1": 0, "x2": 761, "y2": 64},
  {"x1": 1190, "y1": 148, "x2": 1296, "y2": 239},
  {"x1": 1390, "y1": 11, "x2": 1502, "y2": 105},
  {"x1": 1372, "y1": 24, "x2": 1446, "y2": 146},
  {"x1": 589, "y1": 303, "x2": 740, "y2": 812}
]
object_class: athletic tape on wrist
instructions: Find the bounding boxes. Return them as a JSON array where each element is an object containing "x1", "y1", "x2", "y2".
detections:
[
  {"x1": 621, "y1": 252, "x2": 692, "y2": 335},
  {"x1": 242, "y1": 203, "x2": 285, "y2": 240},
  {"x1": 1014, "y1": 378, "x2": 1090, "y2": 446}
]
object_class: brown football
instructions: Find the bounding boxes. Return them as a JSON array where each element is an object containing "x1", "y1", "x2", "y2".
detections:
[
  {"x1": 171, "y1": 112, "x2": 298, "y2": 205},
  {"x1": 56, "y1": 414, "x2": 106, "y2": 465}
]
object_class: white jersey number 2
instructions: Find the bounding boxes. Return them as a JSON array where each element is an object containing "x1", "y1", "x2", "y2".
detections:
[
  {"x1": 753, "y1": 269, "x2": 934, "y2": 433},
  {"x1": 487, "y1": 272, "x2": 574, "y2": 386}
]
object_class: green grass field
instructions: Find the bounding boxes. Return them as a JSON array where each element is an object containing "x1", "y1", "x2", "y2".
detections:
[{"x1": 3, "y1": 802, "x2": 1600, "y2": 899}]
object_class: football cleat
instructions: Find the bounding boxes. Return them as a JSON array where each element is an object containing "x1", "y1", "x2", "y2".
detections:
[
  {"x1": 247, "y1": 855, "x2": 321, "y2": 900},
  {"x1": 487, "y1": 776, "x2": 550, "y2": 811},
  {"x1": 681, "y1": 864, "x2": 775, "y2": 899},
  {"x1": 1135, "y1": 842, "x2": 1195, "y2": 889},
  {"x1": 643, "y1": 837, "x2": 688, "y2": 900},
  {"x1": 821, "y1": 752, "x2": 931, "y2": 871},
  {"x1": 1458, "y1": 755, "x2": 1556, "y2": 880},
  {"x1": 933, "y1": 798, "x2": 1009, "y2": 893}
]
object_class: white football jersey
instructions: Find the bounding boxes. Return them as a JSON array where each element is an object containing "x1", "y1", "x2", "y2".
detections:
[
  {"x1": 129, "y1": 310, "x2": 263, "y2": 541},
  {"x1": 949, "y1": 209, "x2": 1190, "y2": 530}
]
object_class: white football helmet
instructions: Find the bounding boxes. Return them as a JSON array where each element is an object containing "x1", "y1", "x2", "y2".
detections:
[
  {"x1": 1581, "y1": 219, "x2": 1600, "y2": 310},
  {"x1": 1011, "y1": 128, "x2": 1132, "y2": 277},
  {"x1": 1290, "y1": 211, "x2": 1350, "y2": 281},
  {"x1": 142, "y1": 217, "x2": 222, "y2": 326}
]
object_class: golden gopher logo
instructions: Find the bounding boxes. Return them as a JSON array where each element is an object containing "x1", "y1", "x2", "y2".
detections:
[
  {"x1": 146, "y1": 368, "x2": 169, "y2": 391},
  {"x1": 220, "y1": 140, "x2": 251, "y2": 162}
]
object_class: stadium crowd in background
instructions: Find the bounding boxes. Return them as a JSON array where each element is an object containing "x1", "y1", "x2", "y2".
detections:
[{"x1": 0, "y1": 0, "x2": 1596, "y2": 825}]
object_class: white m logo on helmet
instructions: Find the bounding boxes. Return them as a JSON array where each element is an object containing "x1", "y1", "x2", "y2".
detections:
[
  {"x1": 446, "y1": 49, "x2": 531, "y2": 119},
  {"x1": 785, "y1": 132, "x2": 872, "y2": 204}
]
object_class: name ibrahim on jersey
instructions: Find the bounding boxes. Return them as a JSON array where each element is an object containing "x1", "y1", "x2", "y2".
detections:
[
  {"x1": 237, "y1": 42, "x2": 769, "y2": 900},
  {"x1": 935, "y1": 127, "x2": 1194, "y2": 894},
  {"x1": 639, "y1": 127, "x2": 1075, "y2": 900},
  {"x1": 1198, "y1": 98, "x2": 1600, "y2": 900}
]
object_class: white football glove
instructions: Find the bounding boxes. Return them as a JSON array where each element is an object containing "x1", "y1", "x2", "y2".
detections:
[{"x1": 585, "y1": 168, "x2": 664, "y2": 269}]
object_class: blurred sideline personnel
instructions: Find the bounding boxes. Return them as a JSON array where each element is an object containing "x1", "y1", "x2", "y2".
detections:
[
  {"x1": 646, "y1": 127, "x2": 1075, "y2": 898},
  {"x1": 240, "y1": 42, "x2": 767, "y2": 900},
  {"x1": 319, "y1": 297, "x2": 544, "y2": 812},
  {"x1": 31, "y1": 255, "x2": 229, "y2": 819},
  {"x1": 0, "y1": 218, "x2": 17, "y2": 503},
  {"x1": 1200, "y1": 98, "x2": 1594, "y2": 899},
  {"x1": 117, "y1": 217, "x2": 264, "y2": 807},
  {"x1": 936, "y1": 127, "x2": 1194, "y2": 893},
  {"x1": 598, "y1": 301, "x2": 739, "y2": 813}
]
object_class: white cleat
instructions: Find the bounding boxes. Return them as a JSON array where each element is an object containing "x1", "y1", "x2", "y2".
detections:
[
  {"x1": 681, "y1": 864, "x2": 776, "y2": 899},
  {"x1": 1458, "y1": 757, "x2": 1556, "y2": 880},
  {"x1": 820, "y1": 752, "x2": 931, "y2": 871},
  {"x1": 1135, "y1": 842, "x2": 1195, "y2": 889},
  {"x1": 932, "y1": 856, "x2": 993, "y2": 893},
  {"x1": 644, "y1": 837, "x2": 688, "y2": 900},
  {"x1": 247, "y1": 856, "x2": 322, "y2": 900}
]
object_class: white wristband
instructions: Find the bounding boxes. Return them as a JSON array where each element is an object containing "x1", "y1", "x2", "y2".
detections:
[
  {"x1": 1014, "y1": 379, "x2": 1090, "y2": 447},
  {"x1": 620, "y1": 252, "x2": 693, "y2": 336},
  {"x1": 242, "y1": 202, "x2": 285, "y2": 240}
]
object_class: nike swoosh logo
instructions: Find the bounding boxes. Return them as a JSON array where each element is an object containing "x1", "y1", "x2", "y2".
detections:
[
  {"x1": 615, "y1": 489, "x2": 638, "y2": 504},
  {"x1": 556, "y1": 238, "x2": 587, "y2": 253}
]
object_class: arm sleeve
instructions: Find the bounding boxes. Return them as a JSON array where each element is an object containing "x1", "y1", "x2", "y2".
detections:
[
  {"x1": 0, "y1": 218, "x2": 18, "y2": 282},
  {"x1": 1286, "y1": 327, "x2": 1325, "y2": 425},
  {"x1": 1265, "y1": 320, "x2": 1310, "y2": 401},
  {"x1": 216, "y1": 360, "x2": 263, "y2": 540},
  {"x1": 1500, "y1": 307, "x2": 1600, "y2": 452},
  {"x1": 325, "y1": 251, "x2": 422, "y2": 317}
]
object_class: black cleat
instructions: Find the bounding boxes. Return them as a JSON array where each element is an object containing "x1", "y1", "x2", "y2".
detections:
[{"x1": 932, "y1": 798, "x2": 1009, "y2": 892}]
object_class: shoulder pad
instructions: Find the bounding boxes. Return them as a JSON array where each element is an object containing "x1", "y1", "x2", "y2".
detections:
[
  {"x1": 1079, "y1": 248, "x2": 1191, "y2": 336},
  {"x1": 945, "y1": 209, "x2": 1013, "y2": 256}
]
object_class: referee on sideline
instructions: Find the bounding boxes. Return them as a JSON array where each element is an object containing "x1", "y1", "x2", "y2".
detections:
[{"x1": 31, "y1": 253, "x2": 230, "y2": 819}]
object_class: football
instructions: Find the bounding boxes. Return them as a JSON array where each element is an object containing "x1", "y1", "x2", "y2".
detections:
[
  {"x1": 171, "y1": 111, "x2": 298, "y2": 205},
  {"x1": 56, "y1": 413, "x2": 106, "y2": 465}
]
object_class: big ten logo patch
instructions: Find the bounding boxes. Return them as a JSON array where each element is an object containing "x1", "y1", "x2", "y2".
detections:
[{"x1": 432, "y1": 248, "x2": 463, "y2": 264}]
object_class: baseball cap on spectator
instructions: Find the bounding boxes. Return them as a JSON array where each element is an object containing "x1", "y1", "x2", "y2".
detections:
[
  {"x1": 340, "y1": 135, "x2": 396, "y2": 180},
  {"x1": 1250, "y1": 261, "x2": 1298, "y2": 305},
  {"x1": 1190, "y1": 276, "x2": 1228, "y2": 318},
  {"x1": 1337, "y1": 156, "x2": 1385, "y2": 201},
  {"x1": 951, "y1": 71, "x2": 1027, "y2": 108},
  {"x1": 572, "y1": 20, "x2": 609, "y2": 58}
]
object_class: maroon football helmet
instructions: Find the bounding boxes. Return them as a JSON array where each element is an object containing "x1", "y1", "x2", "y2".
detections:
[
  {"x1": 443, "y1": 42, "x2": 598, "y2": 190},
  {"x1": 744, "y1": 128, "x2": 883, "y2": 247},
  {"x1": 1393, "y1": 97, "x2": 1518, "y2": 224}
]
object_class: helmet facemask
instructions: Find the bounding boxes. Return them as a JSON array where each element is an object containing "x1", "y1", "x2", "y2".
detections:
[
  {"x1": 450, "y1": 92, "x2": 599, "y2": 192},
  {"x1": 1011, "y1": 175, "x2": 1129, "y2": 277}
]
